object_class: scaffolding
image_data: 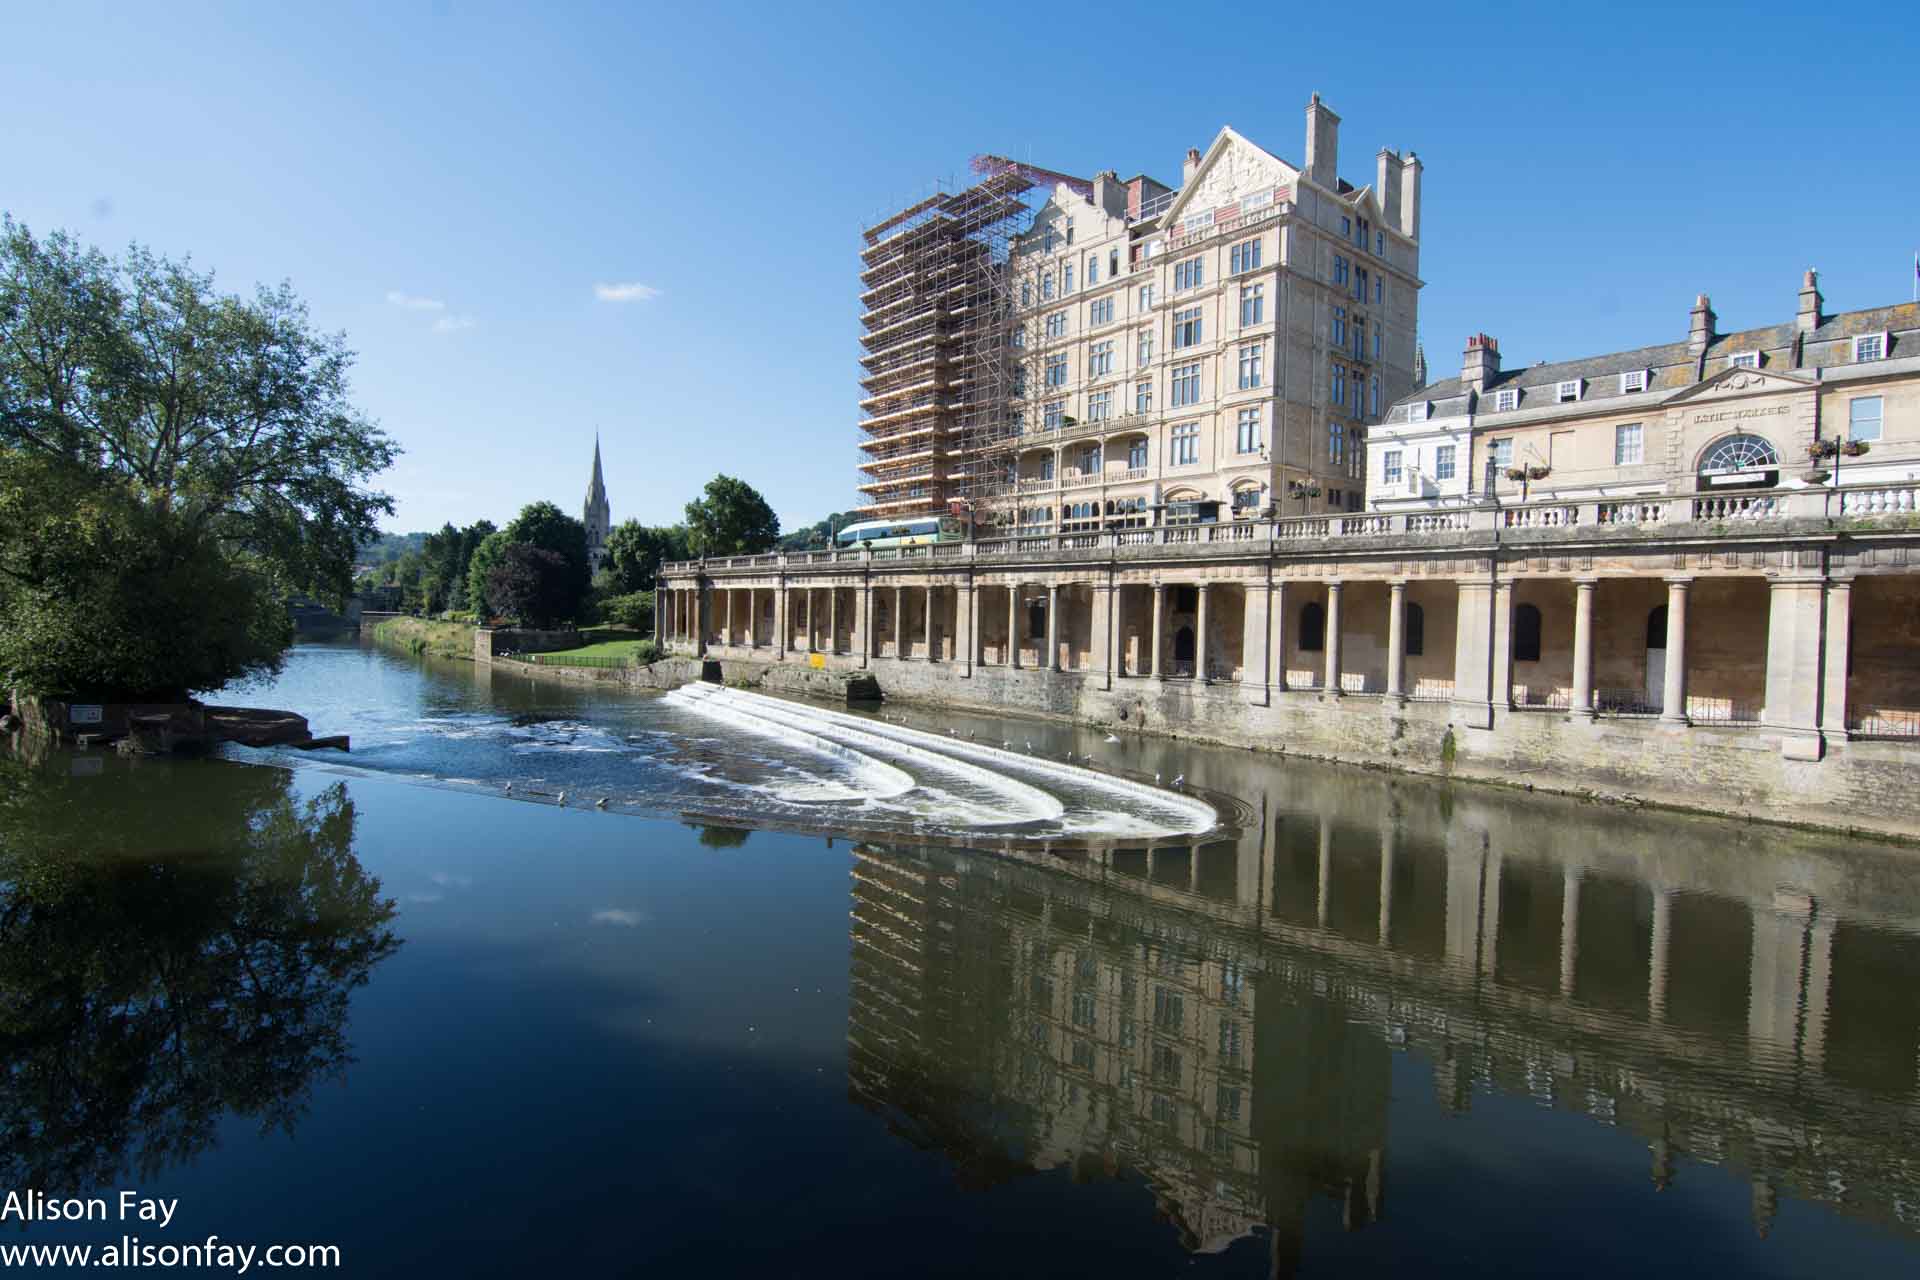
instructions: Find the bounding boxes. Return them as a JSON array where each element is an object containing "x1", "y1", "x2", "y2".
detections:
[{"x1": 856, "y1": 156, "x2": 1089, "y2": 524}]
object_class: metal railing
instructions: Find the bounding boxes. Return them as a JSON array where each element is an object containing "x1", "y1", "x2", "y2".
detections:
[{"x1": 1849, "y1": 706, "x2": 1920, "y2": 738}]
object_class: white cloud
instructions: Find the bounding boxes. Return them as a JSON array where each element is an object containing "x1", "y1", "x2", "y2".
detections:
[
  {"x1": 591, "y1": 908, "x2": 647, "y2": 927},
  {"x1": 594, "y1": 281, "x2": 662, "y2": 304},
  {"x1": 386, "y1": 290, "x2": 446, "y2": 311},
  {"x1": 432, "y1": 313, "x2": 476, "y2": 333}
]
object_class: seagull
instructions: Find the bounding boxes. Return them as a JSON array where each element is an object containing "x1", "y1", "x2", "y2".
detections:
[
  {"x1": 1104, "y1": 733, "x2": 1121, "y2": 743},
  {"x1": 503, "y1": 782, "x2": 512, "y2": 793},
  {"x1": 1003, "y1": 741, "x2": 1012, "y2": 750},
  {"x1": 1172, "y1": 775, "x2": 1185, "y2": 788},
  {"x1": 595, "y1": 797, "x2": 608, "y2": 809},
  {"x1": 1155, "y1": 772, "x2": 1162, "y2": 785},
  {"x1": 557, "y1": 791, "x2": 568, "y2": 804},
  {"x1": 1025, "y1": 740, "x2": 1032, "y2": 752}
]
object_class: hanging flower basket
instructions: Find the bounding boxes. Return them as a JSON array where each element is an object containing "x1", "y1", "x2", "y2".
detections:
[
  {"x1": 1504, "y1": 466, "x2": 1528, "y2": 481},
  {"x1": 1525, "y1": 464, "x2": 1551, "y2": 480},
  {"x1": 1806, "y1": 440, "x2": 1836, "y2": 461},
  {"x1": 1842, "y1": 440, "x2": 1870, "y2": 457}
]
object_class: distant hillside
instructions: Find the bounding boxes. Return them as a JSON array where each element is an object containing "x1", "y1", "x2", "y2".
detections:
[{"x1": 358, "y1": 531, "x2": 430, "y2": 565}]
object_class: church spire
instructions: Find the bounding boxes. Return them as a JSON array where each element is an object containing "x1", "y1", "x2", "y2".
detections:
[
  {"x1": 1412, "y1": 338, "x2": 1428, "y2": 389},
  {"x1": 583, "y1": 433, "x2": 611, "y2": 572}
]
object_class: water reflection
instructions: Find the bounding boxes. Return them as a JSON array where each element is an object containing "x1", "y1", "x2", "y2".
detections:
[
  {"x1": 848, "y1": 764, "x2": 1920, "y2": 1268},
  {"x1": 0, "y1": 740, "x2": 401, "y2": 1190}
]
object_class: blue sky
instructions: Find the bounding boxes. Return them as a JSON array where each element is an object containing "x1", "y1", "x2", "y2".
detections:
[{"x1": 6, "y1": 1, "x2": 1916, "y2": 534}]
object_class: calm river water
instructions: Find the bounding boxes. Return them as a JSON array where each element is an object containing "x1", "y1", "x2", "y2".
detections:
[{"x1": 4, "y1": 636, "x2": 1918, "y2": 1277}]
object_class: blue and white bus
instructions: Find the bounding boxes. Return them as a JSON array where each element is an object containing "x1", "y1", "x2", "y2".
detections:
[{"x1": 834, "y1": 516, "x2": 969, "y2": 549}]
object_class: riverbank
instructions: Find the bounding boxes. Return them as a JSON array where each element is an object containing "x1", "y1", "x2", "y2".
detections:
[{"x1": 372, "y1": 616, "x2": 476, "y2": 660}]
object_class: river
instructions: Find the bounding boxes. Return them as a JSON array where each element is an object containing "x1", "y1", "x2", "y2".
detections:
[{"x1": 2, "y1": 636, "x2": 1916, "y2": 1277}]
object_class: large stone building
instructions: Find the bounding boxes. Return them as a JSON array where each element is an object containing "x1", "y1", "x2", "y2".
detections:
[
  {"x1": 1002, "y1": 95, "x2": 1422, "y2": 530},
  {"x1": 1369, "y1": 273, "x2": 1920, "y2": 512},
  {"x1": 856, "y1": 95, "x2": 1422, "y2": 526}
]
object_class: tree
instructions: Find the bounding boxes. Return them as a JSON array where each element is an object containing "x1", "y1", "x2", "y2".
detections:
[
  {"x1": 684, "y1": 475, "x2": 778, "y2": 557},
  {"x1": 0, "y1": 218, "x2": 394, "y2": 696},
  {"x1": 502, "y1": 501, "x2": 590, "y2": 618},
  {"x1": 485, "y1": 542, "x2": 575, "y2": 627},
  {"x1": 604, "y1": 519, "x2": 690, "y2": 593},
  {"x1": 466, "y1": 529, "x2": 510, "y2": 617},
  {"x1": 778, "y1": 511, "x2": 853, "y2": 552}
]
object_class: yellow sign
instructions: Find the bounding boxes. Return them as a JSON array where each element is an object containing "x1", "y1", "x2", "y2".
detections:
[{"x1": 809, "y1": 653, "x2": 826, "y2": 669}]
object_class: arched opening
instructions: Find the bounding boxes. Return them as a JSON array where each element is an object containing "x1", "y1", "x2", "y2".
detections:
[
  {"x1": 1646, "y1": 605, "x2": 1668, "y2": 650},
  {"x1": 1405, "y1": 602, "x2": 1425, "y2": 657},
  {"x1": 1173, "y1": 626, "x2": 1196, "y2": 663},
  {"x1": 1514, "y1": 603, "x2": 1543, "y2": 663},
  {"x1": 1300, "y1": 602, "x2": 1326, "y2": 652},
  {"x1": 1696, "y1": 432, "x2": 1780, "y2": 492}
]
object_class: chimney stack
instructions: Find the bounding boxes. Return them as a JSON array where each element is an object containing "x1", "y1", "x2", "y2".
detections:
[
  {"x1": 1091, "y1": 169, "x2": 1126, "y2": 218},
  {"x1": 1376, "y1": 149, "x2": 1403, "y2": 234},
  {"x1": 1305, "y1": 93, "x2": 1340, "y2": 188},
  {"x1": 1462, "y1": 333, "x2": 1501, "y2": 395},
  {"x1": 1182, "y1": 147, "x2": 1202, "y2": 184},
  {"x1": 1796, "y1": 268, "x2": 1823, "y2": 334},
  {"x1": 1688, "y1": 294, "x2": 1717, "y2": 358},
  {"x1": 1399, "y1": 152, "x2": 1422, "y2": 241}
]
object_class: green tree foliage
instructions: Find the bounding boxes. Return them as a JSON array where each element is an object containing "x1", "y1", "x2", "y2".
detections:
[
  {"x1": 485, "y1": 542, "x2": 575, "y2": 627},
  {"x1": 465, "y1": 529, "x2": 510, "y2": 617},
  {"x1": 603, "y1": 519, "x2": 690, "y2": 593},
  {"x1": 502, "y1": 501, "x2": 589, "y2": 618},
  {"x1": 0, "y1": 218, "x2": 394, "y2": 695},
  {"x1": 0, "y1": 752, "x2": 399, "y2": 1190},
  {"x1": 777, "y1": 511, "x2": 853, "y2": 551},
  {"x1": 684, "y1": 475, "x2": 779, "y2": 557},
  {"x1": 595, "y1": 590, "x2": 654, "y2": 631}
]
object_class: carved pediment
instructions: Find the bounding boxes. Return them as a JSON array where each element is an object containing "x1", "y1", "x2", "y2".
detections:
[
  {"x1": 1164, "y1": 128, "x2": 1297, "y2": 223},
  {"x1": 1665, "y1": 365, "x2": 1814, "y2": 404}
]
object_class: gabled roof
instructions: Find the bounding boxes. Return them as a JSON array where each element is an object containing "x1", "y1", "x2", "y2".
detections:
[{"x1": 1158, "y1": 126, "x2": 1299, "y2": 226}]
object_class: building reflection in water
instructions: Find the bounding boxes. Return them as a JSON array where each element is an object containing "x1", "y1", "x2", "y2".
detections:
[{"x1": 846, "y1": 763, "x2": 1920, "y2": 1270}]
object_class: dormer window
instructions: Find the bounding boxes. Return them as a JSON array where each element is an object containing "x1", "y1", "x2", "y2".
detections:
[
  {"x1": 1556, "y1": 379, "x2": 1582, "y2": 403},
  {"x1": 1729, "y1": 351, "x2": 1760, "y2": 369},
  {"x1": 1403, "y1": 401, "x2": 1430, "y2": 423},
  {"x1": 1854, "y1": 332, "x2": 1887, "y2": 362},
  {"x1": 1494, "y1": 388, "x2": 1519, "y2": 412},
  {"x1": 1620, "y1": 369, "x2": 1649, "y2": 393}
]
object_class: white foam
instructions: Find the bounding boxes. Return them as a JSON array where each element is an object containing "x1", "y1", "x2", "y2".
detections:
[
  {"x1": 675, "y1": 684, "x2": 1062, "y2": 827},
  {"x1": 664, "y1": 685, "x2": 915, "y2": 801}
]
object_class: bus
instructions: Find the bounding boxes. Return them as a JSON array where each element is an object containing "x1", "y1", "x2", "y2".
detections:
[{"x1": 834, "y1": 515, "x2": 969, "y2": 549}]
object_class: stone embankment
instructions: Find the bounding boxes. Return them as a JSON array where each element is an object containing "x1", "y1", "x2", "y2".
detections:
[{"x1": 6, "y1": 695, "x2": 349, "y2": 755}]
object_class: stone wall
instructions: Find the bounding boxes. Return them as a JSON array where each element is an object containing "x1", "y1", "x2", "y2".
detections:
[{"x1": 472, "y1": 627, "x2": 582, "y2": 663}]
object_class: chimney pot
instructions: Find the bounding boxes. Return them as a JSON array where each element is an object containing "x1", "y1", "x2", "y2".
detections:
[
  {"x1": 1182, "y1": 147, "x2": 1202, "y2": 183},
  {"x1": 1304, "y1": 94, "x2": 1341, "y2": 189}
]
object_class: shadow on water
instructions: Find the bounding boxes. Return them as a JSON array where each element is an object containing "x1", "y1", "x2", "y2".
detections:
[{"x1": 0, "y1": 735, "x2": 401, "y2": 1191}]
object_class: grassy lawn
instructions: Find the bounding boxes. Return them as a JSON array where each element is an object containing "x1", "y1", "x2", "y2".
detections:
[
  {"x1": 372, "y1": 617, "x2": 475, "y2": 660},
  {"x1": 543, "y1": 638, "x2": 653, "y2": 659}
]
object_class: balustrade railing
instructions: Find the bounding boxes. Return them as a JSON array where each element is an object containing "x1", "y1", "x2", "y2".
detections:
[
  {"x1": 655, "y1": 481, "x2": 1920, "y2": 578},
  {"x1": 1849, "y1": 706, "x2": 1920, "y2": 738}
]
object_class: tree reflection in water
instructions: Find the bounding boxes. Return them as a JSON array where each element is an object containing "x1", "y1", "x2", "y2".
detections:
[{"x1": 0, "y1": 741, "x2": 401, "y2": 1191}]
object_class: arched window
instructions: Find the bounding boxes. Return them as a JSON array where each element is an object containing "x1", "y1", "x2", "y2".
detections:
[
  {"x1": 1698, "y1": 433, "x2": 1780, "y2": 474},
  {"x1": 1646, "y1": 604, "x2": 1668, "y2": 650},
  {"x1": 1405, "y1": 602, "x2": 1425, "y2": 657},
  {"x1": 1300, "y1": 602, "x2": 1326, "y2": 652},
  {"x1": 1514, "y1": 603, "x2": 1543, "y2": 663}
]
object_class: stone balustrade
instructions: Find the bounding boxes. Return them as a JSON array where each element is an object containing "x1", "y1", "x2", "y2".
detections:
[{"x1": 663, "y1": 481, "x2": 1920, "y2": 578}]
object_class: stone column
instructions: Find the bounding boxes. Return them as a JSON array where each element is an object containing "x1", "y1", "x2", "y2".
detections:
[
  {"x1": 774, "y1": 585, "x2": 787, "y2": 657},
  {"x1": 1764, "y1": 576, "x2": 1828, "y2": 759},
  {"x1": 829, "y1": 585, "x2": 841, "y2": 656},
  {"x1": 695, "y1": 584, "x2": 709, "y2": 656},
  {"x1": 1151, "y1": 584, "x2": 1166, "y2": 679},
  {"x1": 1008, "y1": 584, "x2": 1021, "y2": 668},
  {"x1": 1196, "y1": 582, "x2": 1211, "y2": 683},
  {"x1": 960, "y1": 580, "x2": 975, "y2": 677},
  {"x1": 1659, "y1": 578, "x2": 1691, "y2": 724},
  {"x1": 1452, "y1": 580, "x2": 1495, "y2": 728},
  {"x1": 923, "y1": 585, "x2": 935, "y2": 662},
  {"x1": 1820, "y1": 578, "x2": 1852, "y2": 741},
  {"x1": 1092, "y1": 583, "x2": 1114, "y2": 687},
  {"x1": 968, "y1": 581, "x2": 983, "y2": 673},
  {"x1": 856, "y1": 580, "x2": 871, "y2": 668},
  {"x1": 1649, "y1": 888, "x2": 1673, "y2": 1024},
  {"x1": 1559, "y1": 868, "x2": 1581, "y2": 998},
  {"x1": 1749, "y1": 893, "x2": 1833, "y2": 1071},
  {"x1": 1570, "y1": 578, "x2": 1597, "y2": 716},
  {"x1": 1046, "y1": 583, "x2": 1061, "y2": 671},
  {"x1": 1323, "y1": 581, "x2": 1343, "y2": 694},
  {"x1": 1270, "y1": 580, "x2": 1288, "y2": 691},
  {"x1": 723, "y1": 588, "x2": 734, "y2": 649},
  {"x1": 893, "y1": 585, "x2": 904, "y2": 659},
  {"x1": 1491, "y1": 581, "x2": 1515, "y2": 709},
  {"x1": 1386, "y1": 581, "x2": 1407, "y2": 699},
  {"x1": 654, "y1": 587, "x2": 665, "y2": 649}
]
